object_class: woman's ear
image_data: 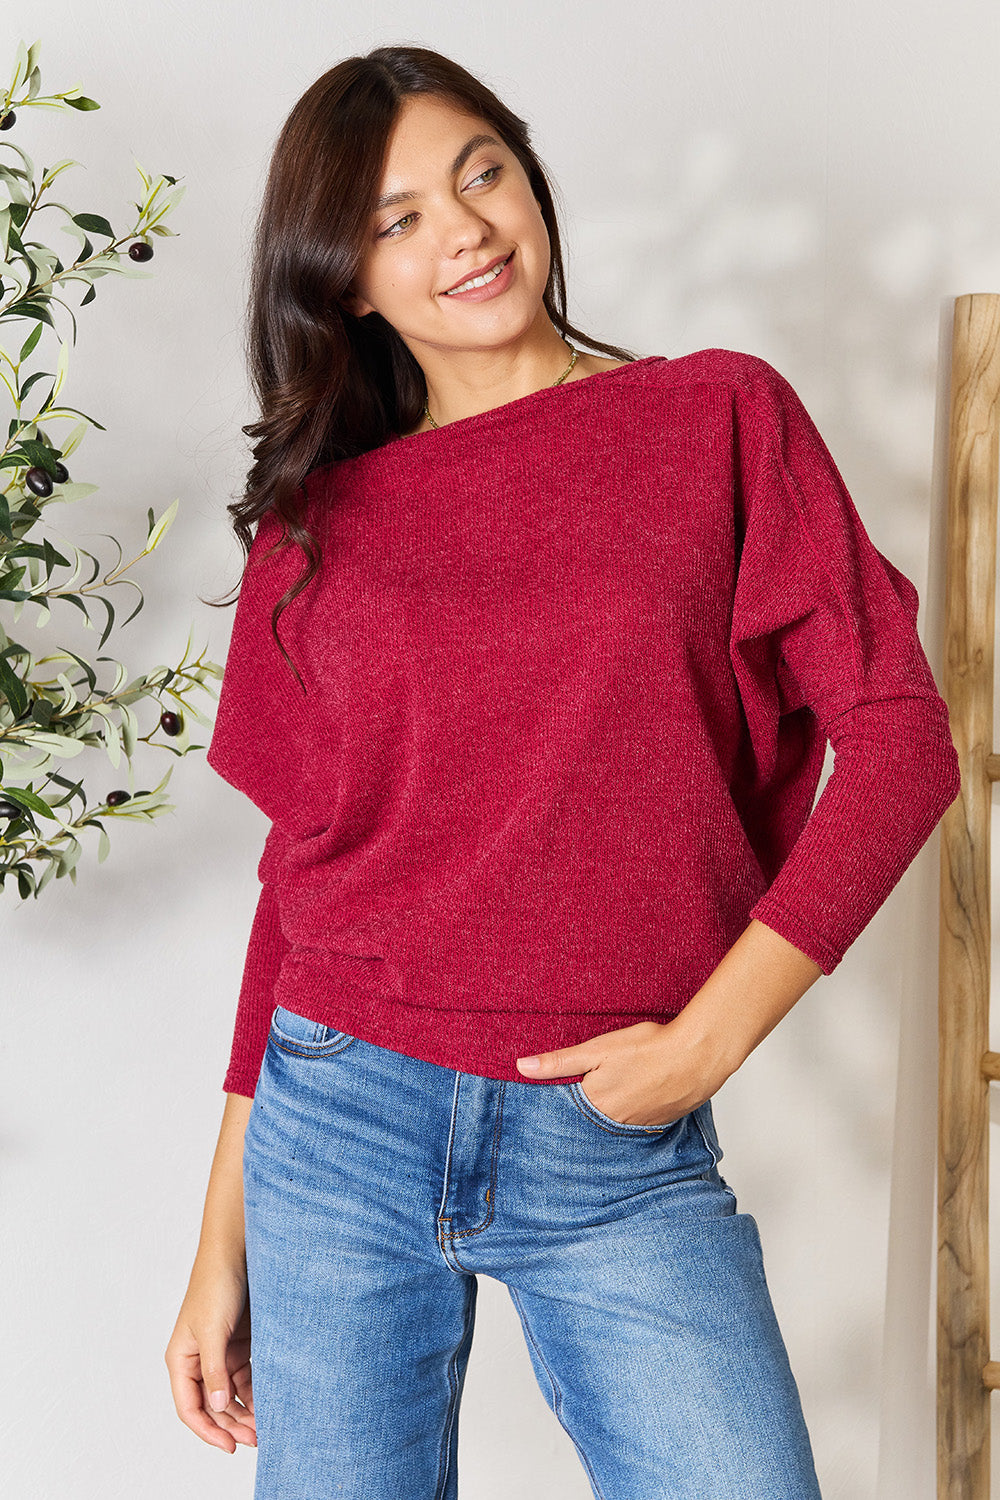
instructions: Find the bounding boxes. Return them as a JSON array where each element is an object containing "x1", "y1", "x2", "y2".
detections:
[{"x1": 341, "y1": 287, "x2": 374, "y2": 319}]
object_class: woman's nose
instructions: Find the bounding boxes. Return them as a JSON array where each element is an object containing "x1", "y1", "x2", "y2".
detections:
[{"x1": 435, "y1": 199, "x2": 490, "y2": 257}]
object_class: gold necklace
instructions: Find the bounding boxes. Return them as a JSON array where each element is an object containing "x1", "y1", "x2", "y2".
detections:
[{"x1": 421, "y1": 343, "x2": 579, "y2": 430}]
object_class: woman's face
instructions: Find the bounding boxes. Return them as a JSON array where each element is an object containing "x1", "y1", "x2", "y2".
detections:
[{"x1": 344, "y1": 93, "x2": 552, "y2": 357}]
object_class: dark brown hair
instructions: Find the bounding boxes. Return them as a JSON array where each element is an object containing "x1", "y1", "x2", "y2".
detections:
[{"x1": 208, "y1": 44, "x2": 638, "y2": 686}]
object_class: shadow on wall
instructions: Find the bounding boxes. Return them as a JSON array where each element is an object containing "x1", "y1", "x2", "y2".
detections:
[
  {"x1": 577, "y1": 127, "x2": 999, "y2": 561},
  {"x1": 563, "y1": 127, "x2": 1000, "y2": 1499}
]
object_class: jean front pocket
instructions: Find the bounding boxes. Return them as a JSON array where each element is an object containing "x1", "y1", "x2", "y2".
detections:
[
  {"x1": 565, "y1": 1079, "x2": 683, "y2": 1136},
  {"x1": 269, "y1": 1004, "x2": 358, "y2": 1058}
]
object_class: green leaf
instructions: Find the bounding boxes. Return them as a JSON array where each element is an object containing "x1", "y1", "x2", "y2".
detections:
[
  {"x1": 17, "y1": 437, "x2": 59, "y2": 471},
  {"x1": 59, "y1": 648, "x2": 97, "y2": 693},
  {"x1": 54, "y1": 834, "x2": 83, "y2": 877},
  {"x1": 45, "y1": 771, "x2": 86, "y2": 807},
  {"x1": 17, "y1": 730, "x2": 86, "y2": 757},
  {"x1": 36, "y1": 404, "x2": 105, "y2": 431},
  {"x1": 96, "y1": 593, "x2": 115, "y2": 648},
  {"x1": 57, "y1": 593, "x2": 93, "y2": 626},
  {"x1": 18, "y1": 321, "x2": 43, "y2": 361},
  {"x1": 52, "y1": 336, "x2": 69, "y2": 400},
  {"x1": 19, "y1": 369, "x2": 53, "y2": 401},
  {"x1": 119, "y1": 701, "x2": 138, "y2": 757},
  {"x1": 0, "y1": 654, "x2": 27, "y2": 718},
  {"x1": 145, "y1": 498, "x2": 178, "y2": 551},
  {"x1": 1, "y1": 785, "x2": 56, "y2": 819},
  {"x1": 11, "y1": 38, "x2": 29, "y2": 86},
  {"x1": 63, "y1": 96, "x2": 100, "y2": 112},
  {"x1": 0, "y1": 162, "x2": 32, "y2": 190},
  {"x1": 2, "y1": 300, "x2": 56, "y2": 330},
  {"x1": 71, "y1": 211, "x2": 113, "y2": 236},
  {"x1": 58, "y1": 420, "x2": 90, "y2": 458},
  {"x1": 41, "y1": 536, "x2": 70, "y2": 570},
  {"x1": 90, "y1": 705, "x2": 122, "y2": 768}
]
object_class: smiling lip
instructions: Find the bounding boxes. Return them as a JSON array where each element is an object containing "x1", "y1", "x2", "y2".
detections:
[{"x1": 441, "y1": 250, "x2": 514, "y2": 296}]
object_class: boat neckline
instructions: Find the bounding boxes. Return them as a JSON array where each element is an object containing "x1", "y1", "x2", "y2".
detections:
[{"x1": 339, "y1": 354, "x2": 668, "y2": 466}]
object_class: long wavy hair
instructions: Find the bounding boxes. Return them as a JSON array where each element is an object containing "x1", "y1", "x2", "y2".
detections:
[{"x1": 208, "y1": 44, "x2": 638, "y2": 686}]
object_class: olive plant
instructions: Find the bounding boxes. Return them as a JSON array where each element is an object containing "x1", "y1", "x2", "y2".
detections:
[{"x1": 0, "y1": 38, "x2": 222, "y2": 899}]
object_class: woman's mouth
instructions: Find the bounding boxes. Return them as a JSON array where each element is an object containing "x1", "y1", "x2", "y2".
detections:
[{"x1": 441, "y1": 250, "x2": 515, "y2": 301}]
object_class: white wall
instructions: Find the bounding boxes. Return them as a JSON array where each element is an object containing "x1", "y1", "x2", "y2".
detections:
[{"x1": 3, "y1": 3, "x2": 998, "y2": 1496}]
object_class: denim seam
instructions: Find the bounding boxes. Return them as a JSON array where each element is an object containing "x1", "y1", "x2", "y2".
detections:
[
  {"x1": 439, "y1": 1080, "x2": 506, "y2": 1243},
  {"x1": 508, "y1": 1286, "x2": 608, "y2": 1500},
  {"x1": 567, "y1": 1081, "x2": 672, "y2": 1136},
  {"x1": 269, "y1": 1034, "x2": 357, "y2": 1059},
  {"x1": 691, "y1": 1107, "x2": 720, "y2": 1166},
  {"x1": 437, "y1": 1075, "x2": 467, "y2": 1270},
  {"x1": 433, "y1": 1281, "x2": 474, "y2": 1500},
  {"x1": 690, "y1": 1107, "x2": 740, "y2": 1199}
]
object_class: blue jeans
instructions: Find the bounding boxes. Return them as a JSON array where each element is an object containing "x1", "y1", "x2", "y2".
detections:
[{"x1": 242, "y1": 1004, "x2": 823, "y2": 1500}]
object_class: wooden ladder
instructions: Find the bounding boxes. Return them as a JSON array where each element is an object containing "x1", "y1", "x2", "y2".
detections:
[{"x1": 940, "y1": 291, "x2": 1000, "y2": 1497}]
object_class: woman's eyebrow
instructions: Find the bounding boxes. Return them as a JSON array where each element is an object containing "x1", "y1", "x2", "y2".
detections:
[{"x1": 373, "y1": 134, "x2": 504, "y2": 212}]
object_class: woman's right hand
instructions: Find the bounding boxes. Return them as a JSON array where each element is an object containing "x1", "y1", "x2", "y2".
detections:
[
  {"x1": 165, "y1": 1258, "x2": 257, "y2": 1452},
  {"x1": 166, "y1": 1090, "x2": 257, "y2": 1452}
]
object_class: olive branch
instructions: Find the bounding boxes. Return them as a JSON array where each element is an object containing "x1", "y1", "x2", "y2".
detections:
[{"x1": 0, "y1": 38, "x2": 223, "y2": 899}]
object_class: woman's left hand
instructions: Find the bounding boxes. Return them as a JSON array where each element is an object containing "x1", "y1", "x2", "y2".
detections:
[{"x1": 515, "y1": 1016, "x2": 735, "y2": 1128}]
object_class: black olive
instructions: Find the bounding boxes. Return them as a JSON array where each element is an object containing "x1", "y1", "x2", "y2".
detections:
[
  {"x1": 25, "y1": 466, "x2": 53, "y2": 498},
  {"x1": 128, "y1": 241, "x2": 154, "y2": 262}
]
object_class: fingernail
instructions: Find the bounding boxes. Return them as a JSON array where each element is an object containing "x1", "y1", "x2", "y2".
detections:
[
  {"x1": 209, "y1": 1390, "x2": 229, "y2": 1412},
  {"x1": 518, "y1": 1056, "x2": 541, "y2": 1072}
]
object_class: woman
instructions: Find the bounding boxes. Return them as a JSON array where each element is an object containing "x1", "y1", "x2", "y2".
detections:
[{"x1": 165, "y1": 43, "x2": 961, "y2": 1500}]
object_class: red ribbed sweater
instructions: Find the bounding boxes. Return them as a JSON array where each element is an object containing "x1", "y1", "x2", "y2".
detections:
[{"x1": 207, "y1": 349, "x2": 961, "y2": 1099}]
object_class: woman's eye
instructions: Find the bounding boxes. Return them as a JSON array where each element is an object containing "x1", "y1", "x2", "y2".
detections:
[
  {"x1": 380, "y1": 213, "x2": 416, "y2": 239},
  {"x1": 378, "y1": 165, "x2": 503, "y2": 238}
]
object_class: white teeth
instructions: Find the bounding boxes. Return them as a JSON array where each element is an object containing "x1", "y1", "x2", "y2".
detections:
[{"x1": 445, "y1": 255, "x2": 509, "y2": 294}]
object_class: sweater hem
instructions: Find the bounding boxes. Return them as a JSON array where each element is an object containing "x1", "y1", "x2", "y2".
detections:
[{"x1": 237, "y1": 979, "x2": 691, "y2": 1092}]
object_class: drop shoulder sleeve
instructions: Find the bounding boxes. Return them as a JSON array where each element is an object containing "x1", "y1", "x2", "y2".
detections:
[{"x1": 727, "y1": 358, "x2": 961, "y2": 973}]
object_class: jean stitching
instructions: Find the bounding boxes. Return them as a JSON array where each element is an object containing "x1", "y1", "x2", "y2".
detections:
[
  {"x1": 508, "y1": 1287, "x2": 608, "y2": 1500},
  {"x1": 567, "y1": 1081, "x2": 670, "y2": 1135},
  {"x1": 433, "y1": 1278, "x2": 475, "y2": 1500},
  {"x1": 691, "y1": 1104, "x2": 721, "y2": 1166},
  {"x1": 270, "y1": 1034, "x2": 357, "y2": 1059},
  {"x1": 447, "y1": 1081, "x2": 505, "y2": 1240},
  {"x1": 437, "y1": 1075, "x2": 463, "y2": 1266}
]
